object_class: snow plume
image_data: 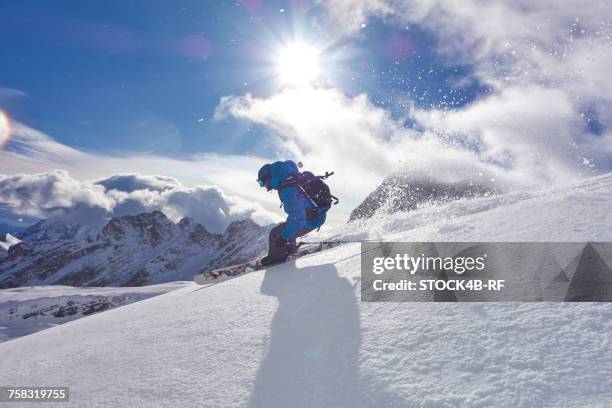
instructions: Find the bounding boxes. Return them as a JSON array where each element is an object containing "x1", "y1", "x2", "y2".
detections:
[
  {"x1": 0, "y1": 171, "x2": 278, "y2": 233},
  {"x1": 319, "y1": 0, "x2": 612, "y2": 172},
  {"x1": 216, "y1": 87, "x2": 558, "y2": 210},
  {"x1": 320, "y1": 0, "x2": 392, "y2": 33},
  {"x1": 412, "y1": 86, "x2": 584, "y2": 183}
]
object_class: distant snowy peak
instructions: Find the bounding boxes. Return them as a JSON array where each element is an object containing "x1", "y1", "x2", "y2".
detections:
[
  {"x1": 0, "y1": 233, "x2": 21, "y2": 251},
  {"x1": 19, "y1": 218, "x2": 89, "y2": 243},
  {"x1": 349, "y1": 173, "x2": 495, "y2": 221},
  {"x1": 99, "y1": 210, "x2": 176, "y2": 246},
  {"x1": 20, "y1": 203, "x2": 113, "y2": 244},
  {"x1": 0, "y1": 210, "x2": 268, "y2": 288},
  {"x1": 225, "y1": 218, "x2": 262, "y2": 239}
]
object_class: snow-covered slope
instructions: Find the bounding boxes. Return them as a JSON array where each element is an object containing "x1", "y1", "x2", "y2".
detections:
[
  {"x1": 0, "y1": 282, "x2": 190, "y2": 342},
  {"x1": 1, "y1": 173, "x2": 611, "y2": 407},
  {"x1": 0, "y1": 211, "x2": 268, "y2": 288},
  {"x1": 340, "y1": 172, "x2": 612, "y2": 242}
]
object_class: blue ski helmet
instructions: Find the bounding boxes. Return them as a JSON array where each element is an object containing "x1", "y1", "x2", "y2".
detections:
[{"x1": 257, "y1": 164, "x2": 272, "y2": 190}]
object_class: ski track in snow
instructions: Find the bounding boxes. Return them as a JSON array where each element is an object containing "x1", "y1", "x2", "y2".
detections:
[{"x1": 1, "y1": 174, "x2": 612, "y2": 407}]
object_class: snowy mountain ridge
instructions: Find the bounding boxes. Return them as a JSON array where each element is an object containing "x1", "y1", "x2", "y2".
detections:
[
  {"x1": 1, "y1": 172, "x2": 611, "y2": 407},
  {"x1": 0, "y1": 210, "x2": 268, "y2": 288},
  {"x1": 0, "y1": 233, "x2": 21, "y2": 251}
]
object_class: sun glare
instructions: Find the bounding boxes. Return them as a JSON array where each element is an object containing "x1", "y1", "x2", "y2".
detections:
[
  {"x1": 276, "y1": 42, "x2": 321, "y2": 86},
  {"x1": 0, "y1": 111, "x2": 11, "y2": 149}
]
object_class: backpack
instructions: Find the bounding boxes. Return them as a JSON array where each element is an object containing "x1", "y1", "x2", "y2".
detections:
[{"x1": 279, "y1": 171, "x2": 339, "y2": 213}]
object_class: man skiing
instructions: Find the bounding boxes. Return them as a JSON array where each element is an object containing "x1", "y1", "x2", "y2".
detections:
[{"x1": 256, "y1": 160, "x2": 335, "y2": 266}]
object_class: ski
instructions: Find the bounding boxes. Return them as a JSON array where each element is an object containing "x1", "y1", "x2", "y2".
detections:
[{"x1": 193, "y1": 240, "x2": 342, "y2": 286}]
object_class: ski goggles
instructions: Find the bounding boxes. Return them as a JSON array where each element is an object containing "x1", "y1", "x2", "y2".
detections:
[{"x1": 257, "y1": 179, "x2": 265, "y2": 187}]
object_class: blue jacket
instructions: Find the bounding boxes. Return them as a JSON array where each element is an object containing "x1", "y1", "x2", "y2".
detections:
[{"x1": 266, "y1": 160, "x2": 326, "y2": 240}]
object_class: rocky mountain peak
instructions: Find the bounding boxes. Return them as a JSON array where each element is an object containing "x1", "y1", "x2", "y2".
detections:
[
  {"x1": 100, "y1": 210, "x2": 175, "y2": 246},
  {"x1": 177, "y1": 217, "x2": 193, "y2": 229},
  {"x1": 7, "y1": 242, "x2": 33, "y2": 260},
  {"x1": 19, "y1": 219, "x2": 84, "y2": 244},
  {"x1": 349, "y1": 174, "x2": 495, "y2": 221},
  {"x1": 225, "y1": 219, "x2": 260, "y2": 238}
]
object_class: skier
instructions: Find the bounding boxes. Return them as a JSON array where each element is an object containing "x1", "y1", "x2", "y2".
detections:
[{"x1": 256, "y1": 160, "x2": 336, "y2": 266}]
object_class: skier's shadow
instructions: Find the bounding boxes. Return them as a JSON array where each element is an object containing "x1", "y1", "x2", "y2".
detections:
[{"x1": 248, "y1": 262, "x2": 362, "y2": 408}]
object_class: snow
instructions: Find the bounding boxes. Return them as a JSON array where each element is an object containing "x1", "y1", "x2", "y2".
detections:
[
  {"x1": 0, "y1": 282, "x2": 190, "y2": 342},
  {"x1": 331, "y1": 172, "x2": 612, "y2": 242},
  {"x1": 1, "y1": 173, "x2": 611, "y2": 407},
  {"x1": 0, "y1": 233, "x2": 21, "y2": 251}
]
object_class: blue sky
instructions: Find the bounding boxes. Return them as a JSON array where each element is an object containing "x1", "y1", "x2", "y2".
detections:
[
  {"x1": 0, "y1": 0, "x2": 610, "y2": 233},
  {"x1": 0, "y1": 0, "x2": 484, "y2": 157}
]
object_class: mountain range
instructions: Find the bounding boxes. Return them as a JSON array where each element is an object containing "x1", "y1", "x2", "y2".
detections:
[{"x1": 0, "y1": 210, "x2": 268, "y2": 288}]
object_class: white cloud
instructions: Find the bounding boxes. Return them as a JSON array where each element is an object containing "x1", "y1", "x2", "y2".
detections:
[
  {"x1": 162, "y1": 185, "x2": 275, "y2": 232},
  {"x1": 106, "y1": 181, "x2": 280, "y2": 232},
  {"x1": 95, "y1": 174, "x2": 181, "y2": 193},
  {"x1": 0, "y1": 86, "x2": 28, "y2": 100},
  {"x1": 0, "y1": 121, "x2": 286, "y2": 223},
  {"x1": 0, "y1": 170, "x2": 280, "y2": 233},
  {"x1": 0, "y1": 171, "x2": 112, "y2": 218}
]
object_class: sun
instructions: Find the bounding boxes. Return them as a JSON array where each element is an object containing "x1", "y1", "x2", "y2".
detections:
[
  {"x1": 276, "y1": 42, "x2": 321, "y2": 87},
  {"x1": 0, "y1": 111, "x2": 11, "y2": 149}
]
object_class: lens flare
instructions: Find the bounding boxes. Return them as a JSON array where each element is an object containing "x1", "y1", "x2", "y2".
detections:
[{"x1": 0, "y1": 111, "x2": 11, "y2": 149}]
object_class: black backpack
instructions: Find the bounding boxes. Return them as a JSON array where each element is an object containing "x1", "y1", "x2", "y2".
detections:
[{"x1": 279, "y1": 171, "x2": 339, "y2": 213}]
